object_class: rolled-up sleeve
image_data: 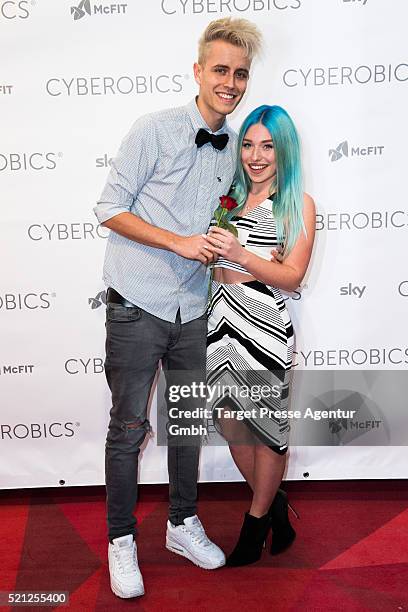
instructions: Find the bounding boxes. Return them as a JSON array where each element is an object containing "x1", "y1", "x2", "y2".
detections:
[{"x1": 94, "y1": 115, "x2": 158, "y2": 224}]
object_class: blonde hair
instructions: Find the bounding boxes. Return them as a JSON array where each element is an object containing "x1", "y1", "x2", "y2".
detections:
[{"x1": 198, "y1": 18, "x2": 262, "y2": 65}]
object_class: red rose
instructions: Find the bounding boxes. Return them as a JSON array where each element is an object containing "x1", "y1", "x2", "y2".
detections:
[{"x1": 219, "y1": 195, "x2": 238, "y2": 211}]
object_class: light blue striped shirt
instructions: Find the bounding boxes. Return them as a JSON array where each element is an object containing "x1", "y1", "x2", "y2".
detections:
[{"x1": 94, "y1": 98, "x2": 237, "y2": 323}]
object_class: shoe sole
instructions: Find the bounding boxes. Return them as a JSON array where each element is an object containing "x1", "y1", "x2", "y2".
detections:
[
  {"x1": 166, "y1": 539, "x2": 225, "y2": 570},
  {"x1": 110, "y1": 581, "x2": 145, "y2": 599}
]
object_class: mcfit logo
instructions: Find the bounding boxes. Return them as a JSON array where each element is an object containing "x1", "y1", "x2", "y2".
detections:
[
  {"x1": 89, "y1": 290, "x2": 106, "y2": 309},
  {"x1": 324, "y1": 391, "x2": 384, "y2": 445},
  {"x1": 71, "y1": 0, "x2": 127, "y2": 20},
  {"x1": 1, "y1": 364, "x2": 34, "y2": 375},
  {"x1": 329, "y1": 141, "x2": 348, "y2": 162},
  {"x1": 71, "y1": 0, "x2": 91, "y2": 18},
  {"x1": 329, "y1": 141, "x2": 384, "y2": 162}
]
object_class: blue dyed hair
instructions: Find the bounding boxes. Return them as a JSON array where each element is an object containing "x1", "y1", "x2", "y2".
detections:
[{"x1": 226, "y1": 105, "x2": 305, "y2": 255}]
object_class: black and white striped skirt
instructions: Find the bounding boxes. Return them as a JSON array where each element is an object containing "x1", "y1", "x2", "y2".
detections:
[{"x1": 206, "y1": 280, "x2": 294, "y2": 454}]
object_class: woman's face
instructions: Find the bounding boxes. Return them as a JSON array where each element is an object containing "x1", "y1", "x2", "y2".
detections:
[{"x1": 241, "y1": 122, "x2": 276, "y2": 189}]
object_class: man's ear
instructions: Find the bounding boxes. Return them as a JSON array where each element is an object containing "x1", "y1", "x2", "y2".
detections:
[{"x1": 193, "y1": 62, "x2": 202, "y2": 87}]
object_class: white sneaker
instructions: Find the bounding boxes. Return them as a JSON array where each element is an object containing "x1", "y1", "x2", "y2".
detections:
[
  {"x1": 166, "y1": 515, "x2": 225, "y2": 570},
  {"x1": 108, "y1": 534, "x2": 145, "y2": 598}
]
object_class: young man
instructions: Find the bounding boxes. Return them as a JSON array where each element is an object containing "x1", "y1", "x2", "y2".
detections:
[{"x1": 94, "y1": 18, "x2": 262, "y2": 599}]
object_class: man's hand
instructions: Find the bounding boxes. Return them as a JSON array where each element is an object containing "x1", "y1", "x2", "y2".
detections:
[{"x1": 172, "y1": 234, "x2": 215, "y2": 265}]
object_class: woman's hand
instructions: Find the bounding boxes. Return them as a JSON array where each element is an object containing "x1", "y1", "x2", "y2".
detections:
[
  {"x1": 271, "y1": 246, "x2": 283, "y2": 263},
  {"x1": 205, "y1": 226, "x2": 245, "y2": 264}
]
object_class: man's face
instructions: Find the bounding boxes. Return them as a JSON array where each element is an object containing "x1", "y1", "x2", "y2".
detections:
[{"x1": 194, "y1": 40, "x2": 251, "y2": 121}]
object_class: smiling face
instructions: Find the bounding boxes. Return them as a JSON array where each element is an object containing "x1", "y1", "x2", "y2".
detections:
[
  {"x1": 241, "y1": 122, "x2": 276, "y2": 190},
  {"x1": 194, "y1": 40, "x2": 251, "y2": 130}
]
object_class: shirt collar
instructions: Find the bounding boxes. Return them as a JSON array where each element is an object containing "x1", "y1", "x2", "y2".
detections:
[{"x1": 186, "y1": 97, "x2": 230, "y2": 135}]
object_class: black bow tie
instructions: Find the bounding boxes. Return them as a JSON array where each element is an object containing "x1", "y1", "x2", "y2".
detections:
[{"x1": 195, "y1": 128, "x2": 229, "y2": 151}]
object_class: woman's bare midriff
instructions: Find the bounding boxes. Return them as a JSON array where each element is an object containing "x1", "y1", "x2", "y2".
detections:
[{"x1": 213, "y1": 267, "x2": 257, "y2": 284}]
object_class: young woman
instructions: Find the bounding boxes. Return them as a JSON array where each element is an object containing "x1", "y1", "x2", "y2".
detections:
[{"x1": 205, "y1": 105, "x2": 315, "y2": 566}]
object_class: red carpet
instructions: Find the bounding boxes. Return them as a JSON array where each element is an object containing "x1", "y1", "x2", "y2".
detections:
[{"x1": 1, "y1": 481, "x2": 408, "y2": 611}]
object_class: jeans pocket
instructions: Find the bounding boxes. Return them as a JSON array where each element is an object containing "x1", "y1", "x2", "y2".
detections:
[{"x1": 106, "y1": 303, "x2": 142, "y2": 323}]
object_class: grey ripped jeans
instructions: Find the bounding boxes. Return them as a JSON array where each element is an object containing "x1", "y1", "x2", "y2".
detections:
[{"x1": 104, "y1": 297, "x2": 207, "y2": 542}]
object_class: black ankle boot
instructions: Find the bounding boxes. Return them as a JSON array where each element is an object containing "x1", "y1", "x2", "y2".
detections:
[
  {"x1": 226, "y1": 512, "x2": 271, "y2": 567},
  {"x1": 268, "y1": 489, "x2": 298, "y2": 555}
]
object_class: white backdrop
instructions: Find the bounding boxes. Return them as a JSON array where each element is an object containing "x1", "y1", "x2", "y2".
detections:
[{"x1": 1, "y1": 0, "x2": 407, "y2": 489}]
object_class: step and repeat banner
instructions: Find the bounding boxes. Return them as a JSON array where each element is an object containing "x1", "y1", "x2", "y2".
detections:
[{"x1": 1, "y1": 0, "x2": 407, "y2": 489}]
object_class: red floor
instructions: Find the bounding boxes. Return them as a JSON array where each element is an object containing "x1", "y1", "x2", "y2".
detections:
[{"x1": 1, "y1": 481, "x2": 408, "y2": 611}]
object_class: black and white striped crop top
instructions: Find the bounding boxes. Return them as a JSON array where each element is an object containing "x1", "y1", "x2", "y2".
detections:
[{"x1": 211, "y1": 196, "x2": 283, "y2": 275}]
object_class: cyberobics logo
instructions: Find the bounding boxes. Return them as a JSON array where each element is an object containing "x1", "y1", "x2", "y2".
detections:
[
  {"x1": 283, "y1": 63, "x2": 408, "y2": 87},
  {"x1": 0, "y1": 0, "x2": 30, "y2": 19},
  {"x1": 329, "y1": 141, "x2": 384, "y2": 162},
  {"x1": 283, "y1": 284, "x2": 307, "y2": 302},
  {"x1": 46, "y1": 75, "x2": 184, "y2": 96},
  {"x1": 0, "y1": 422, "x2": 80, "y2": 440},
  {"x1": 89, "y1": 290, "x2": 106, "y2": 309},
  {"x1": 398, "y1": 281, "x2": 408, "y2": 297},
  {"x1": 0, "y1": 152, "x2": 63, "y2": 172},
  {"x1": 160, "y1": 0, "x2": 301, "y2": 15},
  {"x1": 293, "y1": 347, "x2": 408, "y2": 368},
  {"x1": 65, "y1": 357, "x2": 104, "y2": 374},
  {"x1": 0, "y1": 292, "x2": 56, "y2": 310},
  {"x1": 71, "y1": 0, "x2": 127, "y2": 20},
  {"x1": 27, "y1": 222, "x2": 108, "y2": 241},
  {"x1": 316, "y1": 210, "x2": 408, "y2": 231}
]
